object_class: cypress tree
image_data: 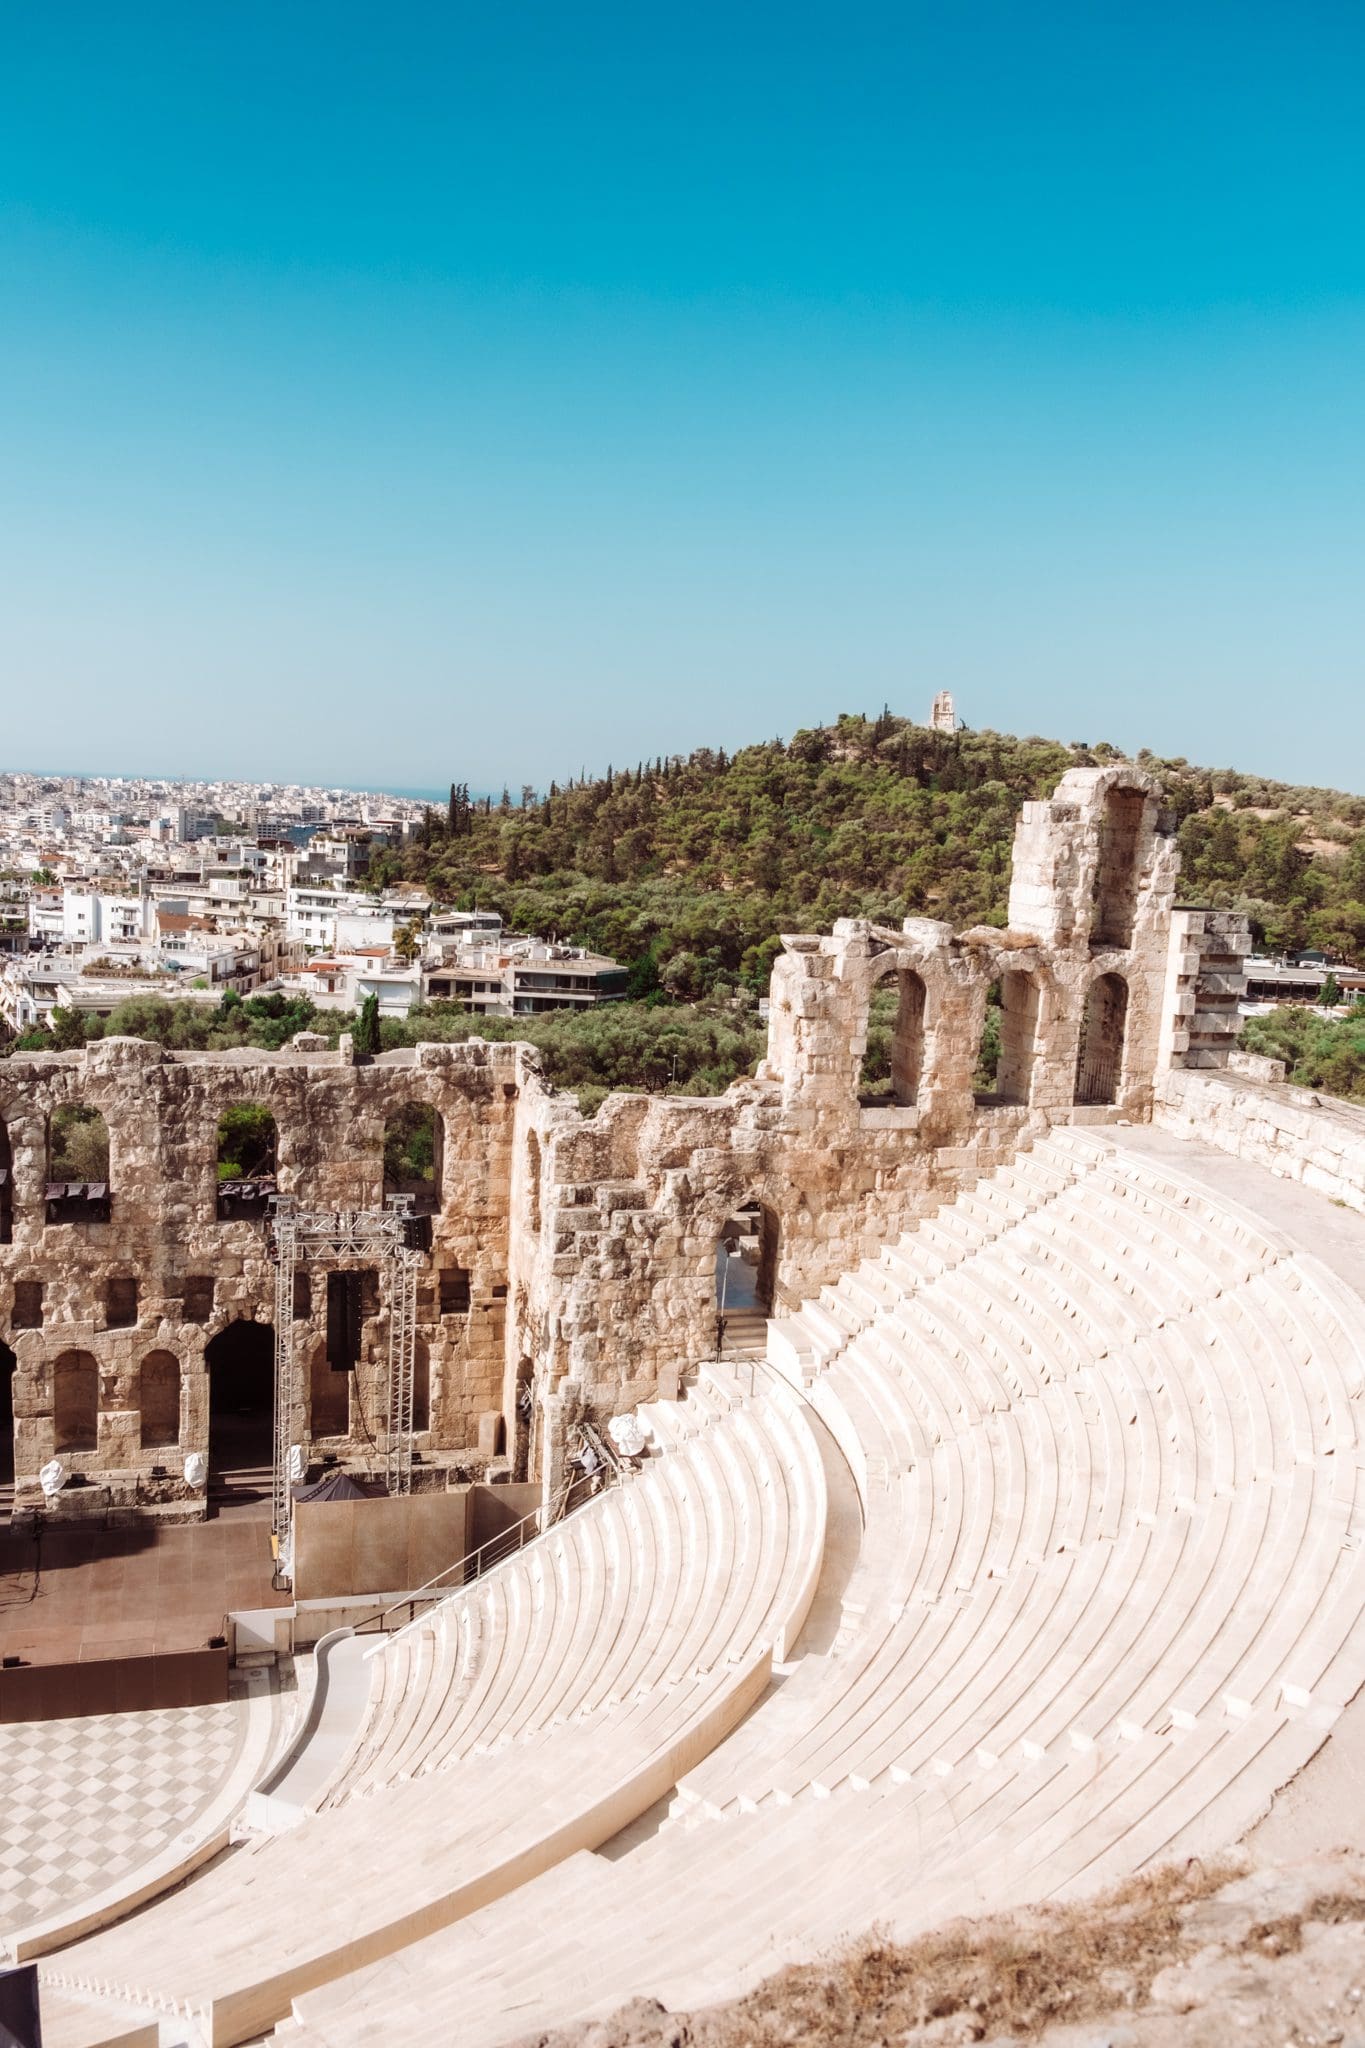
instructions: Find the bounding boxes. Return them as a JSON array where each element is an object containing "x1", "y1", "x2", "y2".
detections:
[{"x1": 355, "y1": 993, "x2": 382, "y2": 1057}]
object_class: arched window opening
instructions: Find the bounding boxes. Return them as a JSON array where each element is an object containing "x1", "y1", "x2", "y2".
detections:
[
  {"x1": 0, "y1": 1339, "x2": 16, "y2": 1489},
  {"x1": 310, "y1": 1341, "x2": 350, "y2": 1438},
  {"x1": 715, "y1": 1200, "x2": 779, "y2": 1350},
  {"x1": 1091, "y1": 787, "x2": 1147, "y2": 949},
  {"x1": 1076, "y1": 974, "x2": 1129, "y2": 1106},
  {"x1": 139, "y1": 1350, "x2": 181, "y2": 1449},
  {"x1": 53, "y1": 1348, "x2": 99, "y2": 1454},
  {"x1": 976, "y1": 974, "x2": 1043, "y2": 1107},
  {"x1": 973, "y1": 982, "x2": 1005, "y2": 1101},
  {"x1": 993, "y1": 972, "x2": 1042, "y2": 1107},
  {"x1": 859, "y1": 970, "x2": 927, "y2": 1107},
  {"x1": 0, "y1": 1119, "x2": 12, "y2": 1245},
  {"x1": 46, "y1": 1107, "x2": 111, "y2": 1222},
  {"x1": 216, "y1": 1104, "x2": 278, "y2": 1221},
  {"x1": 205, "y1": 1319, "x2": 275, "y2": 1492},
  {"x1": 384, "y1": 1104, "x2": 442, "y2": 1216}
]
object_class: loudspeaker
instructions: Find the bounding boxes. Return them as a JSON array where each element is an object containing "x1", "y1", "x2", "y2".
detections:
[{"x1": 326, "y1": 1270, "x2": 361, "y2": 1372}]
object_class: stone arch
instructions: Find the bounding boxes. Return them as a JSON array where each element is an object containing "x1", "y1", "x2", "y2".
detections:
[
  {"x1": 139, "y1": 1348, "x2": 181, "y2": 1449},
  {"x1": 859, "y1": 959, "x2": 929, "y2": 1107},
  {"x1": 216, "y1": 1103, "x2": 278, "y2": 1220},
  {"x1": 53, "y1": 1347, "x2": 99, "y2": 1453},
  {"x1": 205, "y1": 1318, "x2": 275, "y2": 1485},
  {"x1": 383, "y1": 1102, "x2": 442, "y2": 1215},
  {"x1": 46, "y1": 1105, "x2": 111, "y2": 1222},
  {"x1": 0, "y1": 1116, "x2": 11, "y2": 1245},
  {"x1": 1090, "y1": 784, "x2": 1149, "y2": 949},
  {"x1": 1076, "y1": 972, "x2": 1129, "y2": 1106}
]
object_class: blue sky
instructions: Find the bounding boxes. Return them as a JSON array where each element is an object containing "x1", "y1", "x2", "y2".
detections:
[{"x1": 2, "y1": 2, "x2": 1363, "y2": 791}]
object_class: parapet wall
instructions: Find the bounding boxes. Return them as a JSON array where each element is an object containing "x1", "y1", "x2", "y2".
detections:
[
  {"x1": 1156, "y1": 1066, "x2": 1365, "y2": 1215},
  {"x1": 0, "y1": 764, "x2": 1255, "y2": 1516}
]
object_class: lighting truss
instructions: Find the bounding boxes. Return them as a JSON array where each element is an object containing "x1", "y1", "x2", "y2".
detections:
[{"x1": 267, "y1": 1196, "x2": 426, "y2": 1560}]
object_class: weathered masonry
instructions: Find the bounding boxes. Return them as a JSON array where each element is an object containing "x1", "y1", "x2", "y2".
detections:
[{"x1": 0, "y1": 768, "x2": 1248, "y2": 1520}]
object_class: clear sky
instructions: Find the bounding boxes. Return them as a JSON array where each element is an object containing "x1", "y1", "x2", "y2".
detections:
[{"x1": 2, "y1": 3, "x2": 1363, "y2": 792}]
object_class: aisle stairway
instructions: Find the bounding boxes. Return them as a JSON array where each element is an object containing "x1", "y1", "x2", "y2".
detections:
[{"x1": 267, "y1": 1127, "x2": 1365, "y2": 2048}]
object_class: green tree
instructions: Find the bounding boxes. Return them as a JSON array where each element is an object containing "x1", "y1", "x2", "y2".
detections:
[
  {"x1": 215, "y1": 1104, "x2": 278, "y2": 1179},
  {"x1": 354, "y1": 993, "x2": 383, "y2": 1056},
  {"x1": 49, "y1": 1104, "x2": 110, "y2": 1180}
]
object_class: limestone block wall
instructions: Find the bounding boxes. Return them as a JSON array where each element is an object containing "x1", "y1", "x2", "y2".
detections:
[
  {"x1": 1159, "y1": 908, "x2": 1252, "y2": 1071},
  {"x1": 1155, "y1": 1067, "x2": 1365, "y2": 1215},
  {"x1": 0, "y1": 1036, "x2": 522, "y2": 1516}
]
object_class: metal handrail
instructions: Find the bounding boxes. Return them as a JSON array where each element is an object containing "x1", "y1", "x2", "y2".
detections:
[
  {"x1": 350, "y1": 1485, "x2": 570, "y2": 1636},
  {"x1": 351, "y1": 1452, "x2": 622, "y2": 1638}
]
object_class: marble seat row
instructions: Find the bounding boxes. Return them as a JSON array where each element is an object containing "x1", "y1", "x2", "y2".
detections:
[
  {"x1": 42, "y1": 1131, "x2": 1365, "y2": 2048},
  {"x1": 681, "y1": 1133, "x2": 1365, "y2": 1835},
  {"x1": 324, "y1": 1377, "x2": 825, "y2": 1808},
  {"x1": 43, "y1": 1381, "x2": 826, "y2": 2046}
]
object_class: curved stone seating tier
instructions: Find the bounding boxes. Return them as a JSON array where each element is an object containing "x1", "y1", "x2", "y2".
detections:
[
  {"x1": 43, "y1": 1655, "x2": 774, "y2": 2048},
  {"x1": 680, "y1": 1128, "x2": 1365, "y2": 1845},
  {"x1": 39, "y1": 1128, "x2": 1365, "y2": 2048},
  {"x1": 325, "y1": 1377, "x2": 826, "y2": 1810},
  {"x1": 39, "y1": 1381, "x2": 824, "y2": 2047}
]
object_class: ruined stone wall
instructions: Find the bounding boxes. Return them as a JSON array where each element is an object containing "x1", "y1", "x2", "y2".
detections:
[
  {"x1": 0, "y1": 1036, "x2": 522, "y2": 1517},
  {"x1": 0, "y1": 763, "x2": 1227, "y2": 1517},
  {"x1": 1159, "y1": 908, "x2": 1252, "y2": 1070},
  {"x1": 514, "y1": 765, "x2": 1198, "y2": 1489}
]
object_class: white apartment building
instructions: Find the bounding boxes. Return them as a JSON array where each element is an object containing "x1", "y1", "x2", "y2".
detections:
[
  {"x1": 57, "y1": 887, "x2": 154, "y2": 948},
  {"x1": 288, "y1": 886, "x2": 387, "y2": 953}
]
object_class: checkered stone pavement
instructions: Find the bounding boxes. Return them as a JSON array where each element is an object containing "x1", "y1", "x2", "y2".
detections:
[{"x1": 0, "y1": 1699, "x2": 249, "y2": 1934}]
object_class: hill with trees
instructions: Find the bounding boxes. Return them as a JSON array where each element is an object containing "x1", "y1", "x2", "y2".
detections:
[
  {"x1": 376, "y1": 714, "x2": 1365, "y2": 999},
  {"x1": 9, "y1": 714, "x2": 1365, "y2": 1105}
]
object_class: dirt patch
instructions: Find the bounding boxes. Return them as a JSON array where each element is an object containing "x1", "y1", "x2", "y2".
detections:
[{"x1": 509, "y1": 1854, "x2": 1365, "y2": 2048}]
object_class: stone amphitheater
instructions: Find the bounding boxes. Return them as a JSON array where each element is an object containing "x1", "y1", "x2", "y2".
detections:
[{"x1": 5, "y1": 763, "x2": 1365, "y2": 2048}]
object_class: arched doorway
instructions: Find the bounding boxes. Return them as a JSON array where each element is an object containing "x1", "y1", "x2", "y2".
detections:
[
  {"x1": 205, "y1": 1320, "x2": 275, "y2": 1497},
  {"x1": 0, "y1": 1339, "x2": 16, "y2": 1494},
  {"x1": 1076, "y1": 974, "x2": 1129, "y2": 1106},
  {"x1": 715, "y1": 1201, "x2": 779, "y2": 1355}
]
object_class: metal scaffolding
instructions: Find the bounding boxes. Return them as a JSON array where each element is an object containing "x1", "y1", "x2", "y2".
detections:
[{"x1": 267, "y1": 1196, "x2": 426, "y2": 1559}]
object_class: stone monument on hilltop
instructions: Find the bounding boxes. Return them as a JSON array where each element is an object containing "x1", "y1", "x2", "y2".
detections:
[{"x1": 929, "y1": 689, "x2": 957, "y2": 732}]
